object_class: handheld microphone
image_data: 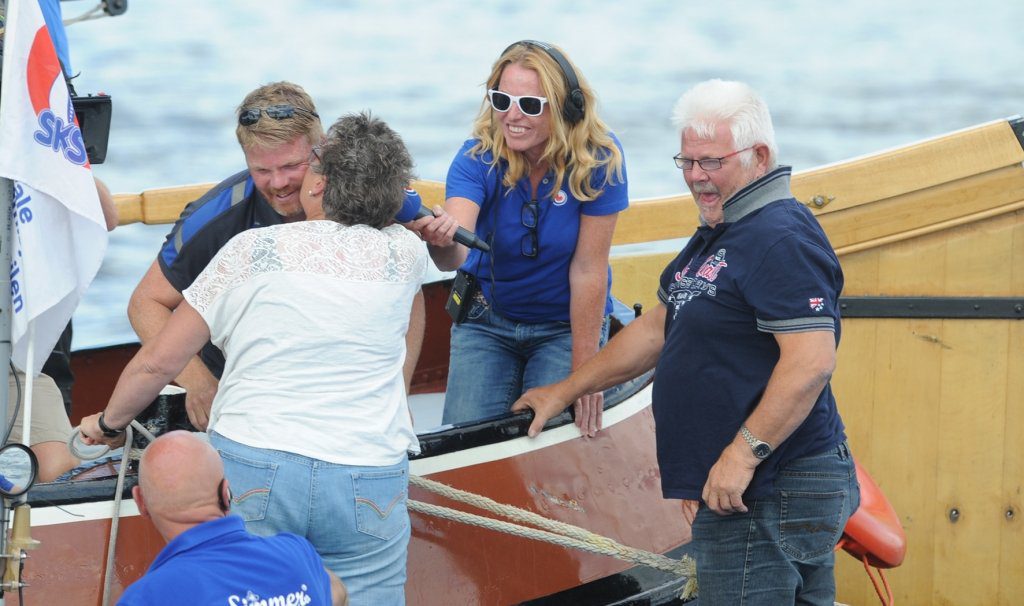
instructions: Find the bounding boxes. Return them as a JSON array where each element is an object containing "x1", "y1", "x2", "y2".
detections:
[{"x1": 396, "y1": 188, "x2": 490, "y2": 252}]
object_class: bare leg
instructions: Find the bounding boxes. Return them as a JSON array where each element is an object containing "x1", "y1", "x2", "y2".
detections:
[{"x1": 31, "y1": 441, "x2": 80, "y2": 483}]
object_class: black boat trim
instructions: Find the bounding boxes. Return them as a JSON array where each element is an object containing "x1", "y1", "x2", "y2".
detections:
[
  {"x1": 1010, "y1": 115, "x2": 1024, "y2": 153},
  {"x1": 519, "y1": 543, "x2": 697, "y2": 606},
  {"x1": 413, "y1": 370, "x2": 654, "y2": 459},
  {"x1": 839, "y1": 296, "x2": 1024, "y2": 319}
]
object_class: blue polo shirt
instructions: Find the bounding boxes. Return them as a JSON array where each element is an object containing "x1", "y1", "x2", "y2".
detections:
[
  {"x1": 118, "y1": 515, "x2": 332, "y2": 605},
  {"x1": 652, "y1": 166, "x2": 847, "y2": 501},
  {"x1": 445, "y1": 136, "x2": 629, "y2": 323}
]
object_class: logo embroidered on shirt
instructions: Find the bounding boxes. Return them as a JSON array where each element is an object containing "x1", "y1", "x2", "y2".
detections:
[
  {"x1": 695, "y1": 249, "x2": 728, "y2": 282},
  {"x1": 552, "y1": 190, "x2": 568, "y2": 206},
  {"x1": 809, "y1": 297, "x2": 825, "y2": 312},
  {"x1": 228, "y1": 584, "x2": 312, "y2": 606}
]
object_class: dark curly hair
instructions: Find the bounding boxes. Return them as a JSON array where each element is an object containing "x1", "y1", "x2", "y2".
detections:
[{"x1": 313, "y1": 111, "x2": 414, "y2": 228}]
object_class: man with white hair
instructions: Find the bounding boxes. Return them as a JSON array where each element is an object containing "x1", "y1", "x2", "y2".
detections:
[
  {"x1": 514, "y1": 79, "x2": 859, "y2": 604},
  {"x1": 117, "y1": 431, "x2": 347, "y2": 606}
]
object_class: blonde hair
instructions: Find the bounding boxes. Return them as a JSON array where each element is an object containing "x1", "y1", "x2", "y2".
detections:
[
  {"x1": 469, "y1": 43, "x2": 624, "y2": 202},
  {"x1": 235, "y1": 81, "x2": 323, "y2": 151}
]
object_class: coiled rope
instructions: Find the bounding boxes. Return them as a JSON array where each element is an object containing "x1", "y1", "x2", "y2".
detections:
[{"x1": 408, "y1": 475, "x2": 698, "y2": 600}]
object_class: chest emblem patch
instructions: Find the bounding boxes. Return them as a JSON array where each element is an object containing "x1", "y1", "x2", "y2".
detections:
[
  {"x1": 552, "y1": 190, "x2": 568, "y2": 206},
  {"x1": 695, "y1": 249, "x2": 729, "y2": 282}
]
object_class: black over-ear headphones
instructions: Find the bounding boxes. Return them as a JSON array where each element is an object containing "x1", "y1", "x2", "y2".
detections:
[
  {"x1": 500, "y1": 40, "x2": 585, "y2": 125},
  {"x1": 218, "y1": 477, "x2": 232, "y2": 513}
]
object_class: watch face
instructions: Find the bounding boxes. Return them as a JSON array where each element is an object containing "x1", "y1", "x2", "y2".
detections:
[{"x1": 753, "y1": 443, "x2": 772, "y2": 459}]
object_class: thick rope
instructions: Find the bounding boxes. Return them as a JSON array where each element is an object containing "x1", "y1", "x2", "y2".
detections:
[
  {"x1": 409, "y1": 475, "x2": 697, "y2": 600},
  {"x1": 91, "y1": 436, "x2": 697, "y2": 600},
  {"x1": 61, "y1": 2, "x2": 107, "y2": 27},
  {"x1": 100, "y1": 424, "x2": 133, "y2": 606}
]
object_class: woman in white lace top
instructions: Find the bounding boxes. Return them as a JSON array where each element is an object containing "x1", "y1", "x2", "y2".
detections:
[{"x1": 82, "y1": 112, "x2": 428, "y2": 605}]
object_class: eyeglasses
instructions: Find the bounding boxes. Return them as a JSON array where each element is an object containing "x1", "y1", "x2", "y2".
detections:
[
  {"x1": 521, "y1": 198, "x2": 539, "y2": 257},
  {"x1": 309, "y1": 144, "x2": 322, "y2": 165},
  {"x1": 673, "y1": 146, "x2": 754, "y2": 171},
  {"x1": 487, "y1": 90, "x2": 548, "y2": 117},
  {"x1": 238, "y1": 104, "x2": 320, "y2": 127}
]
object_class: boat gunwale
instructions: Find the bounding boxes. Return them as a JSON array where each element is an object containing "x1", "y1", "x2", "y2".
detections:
[{"x1": 25, "y1": 370, "x2": 656, "y2": 510}]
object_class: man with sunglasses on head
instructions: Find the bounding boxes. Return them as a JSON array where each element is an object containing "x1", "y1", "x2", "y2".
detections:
[
  {"x1": 128, "y1": 82, "x2": 424, "y2": 431},
  {"x1": 117, "y1": 431, "x2": 347, "y2": 605},
  {"x1": 513, "y1": 79, "x2": 859, "y2": 605}
]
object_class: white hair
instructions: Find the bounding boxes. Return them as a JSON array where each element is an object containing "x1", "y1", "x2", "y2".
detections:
[{"x1": 670, "y1": 79, "x2": 778, "y2": 169}]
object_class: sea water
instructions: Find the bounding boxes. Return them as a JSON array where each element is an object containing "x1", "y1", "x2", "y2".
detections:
[{"x1": 59, "y1": 0, "x2": 1024, "y2": 349}]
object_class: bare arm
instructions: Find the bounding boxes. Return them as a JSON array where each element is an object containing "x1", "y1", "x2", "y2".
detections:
[
  {"x1": 512, "y1": 304, "x2": 667, "y2": 437},
  {"x1": 81, "y1": 302, "x2": 211, "y2": 443},
  {"x1": 403, "y1": 289, "x2": 426, "y2": 394},
  {"x1": 702, "y1": 330, "x2": 837, "y2": 515},
  {"x1": 567, "y1": 212, "x2": 619, "y2": 437},
  {"x1": 413, "y1": 197, "x2": 481, "y2": 271},
  {"x1": 325, "y1": 566, "x2": 349, "y2": 606},
  {"x1": 94, "y1": 176, "x2": 118, "y2": 231},
  {"x1": 128, "y1": 260, "x2": 219, "y2": 430}
]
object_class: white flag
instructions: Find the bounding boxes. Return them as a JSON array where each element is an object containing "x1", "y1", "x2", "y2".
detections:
[{"x1": 0, "y1": 0, "x2": 108, "y2": 374}]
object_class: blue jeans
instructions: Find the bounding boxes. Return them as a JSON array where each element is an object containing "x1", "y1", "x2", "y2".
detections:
[
  {"x1": 691, "y1": 442, "x2": 860, "y2": 606},
  {"x1": 209, "y1": 432, "x2": 410, "y2": 606},
  {"x1": 442, "y1": 293, "x2": 609, "y2": 425}
]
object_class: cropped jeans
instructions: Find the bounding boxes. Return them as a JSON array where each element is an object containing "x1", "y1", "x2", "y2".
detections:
[
  {"x1": 442, "y1": 293, "x2": 609, "y2": 425},
  {"x1": 209, "y1": 432, "x2": 410, "y2": 606},
  {"x1": 691, "y1": 441, "x2": 860, "y2": 605}
]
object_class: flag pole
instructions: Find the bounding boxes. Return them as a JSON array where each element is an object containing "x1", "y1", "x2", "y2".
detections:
[
  {"x1": 0, "y1": 1, "x2": 15, "y2": 594},
  {"x1": 0, "y1": 0, "x2": 12, "y2": 453},
  {"x1": 0, "y1": 178, "x2": 10, "y2": 434}
]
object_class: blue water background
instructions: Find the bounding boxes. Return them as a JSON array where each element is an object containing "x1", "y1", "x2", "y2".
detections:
[{"x1": 61, "y1": 0, "x2": 1024, "y2": 349}]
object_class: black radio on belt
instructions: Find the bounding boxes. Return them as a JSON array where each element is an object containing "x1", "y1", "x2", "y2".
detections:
[{"x1": 445, "y1": 270, "x2": 478, "y2": 324}]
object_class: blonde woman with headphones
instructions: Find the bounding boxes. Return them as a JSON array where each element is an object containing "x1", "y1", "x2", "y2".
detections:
[{"x1": 415, "y1": 40, "x2": 628, "y2": 437}]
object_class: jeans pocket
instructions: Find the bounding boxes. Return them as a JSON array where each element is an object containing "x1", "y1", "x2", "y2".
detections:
[
  {"x1": 218, "y1": 450, "x2": 277, "y2": 523},
  {"x1": 353, "y1": 469, "x2": 408, "y2": 541},
  {"x1": 779, "y1": 489, "x2": 845, "y2": 561},
  {"x1": 465, "y1": 297, "x2": 487, "y2": 322}
]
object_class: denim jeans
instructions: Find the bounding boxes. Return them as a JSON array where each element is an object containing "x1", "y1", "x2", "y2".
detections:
[
  {"x1": 209, "y1": 432, "x2": 410, "y2": 606},
  {"x1": 442, "y1": 293, "x2": 609, "y2": 425},
  {"x1": 691, "y1": 441, "x2": 860, "y2": 606}
]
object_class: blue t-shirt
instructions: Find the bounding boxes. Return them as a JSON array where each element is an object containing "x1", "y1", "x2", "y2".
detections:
[
  {"x1": 652, "y1": 167, "x2": 847, "y2": 501},
  {"x1": 118, "y1": 515, "x2": 332, "y2": 606},
  {"x1": 445, "y1": 136, "x2": 629, "y2": 323}
]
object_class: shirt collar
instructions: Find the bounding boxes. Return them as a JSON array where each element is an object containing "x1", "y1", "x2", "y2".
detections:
[
  {"x1": 705, "y1": 165, "x2": 794, "y2": 226},
  {"x1": 148, "y1": 515, "x2": 246, "y2": 573}
]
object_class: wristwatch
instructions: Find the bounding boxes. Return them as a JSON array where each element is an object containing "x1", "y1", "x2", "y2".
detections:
[
  {"x1": 740, "y1": 425, "x2": 773, "y2": 460},
  {"x1": 97, "y1": 412, "x2": 126, "y2": 438}
]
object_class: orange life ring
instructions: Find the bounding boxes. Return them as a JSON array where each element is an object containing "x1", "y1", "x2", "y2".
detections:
[{"x1": 836, "y1": 460, "x2": 907, "y2": 569}]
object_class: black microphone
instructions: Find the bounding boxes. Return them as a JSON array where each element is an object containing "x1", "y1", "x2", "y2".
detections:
[{"x1": 395, "y1": 188, "x2": 490, "y2": 252}]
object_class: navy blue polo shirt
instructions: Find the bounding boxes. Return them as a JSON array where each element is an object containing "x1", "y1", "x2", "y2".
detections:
[
  {"x1": 652, "y1": 167, "x2": 847, "y2": 501},
  {"x1": 117, "y1": 515, "x2": 332, "y2": 605},
  {"x1": 157, "y1": 170, "x2": 284, "y2": 378}
]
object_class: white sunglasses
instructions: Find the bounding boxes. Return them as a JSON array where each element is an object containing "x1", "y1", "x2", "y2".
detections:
[{"x1": 487, "y1": 89, "x2": 549, "y2": 117}]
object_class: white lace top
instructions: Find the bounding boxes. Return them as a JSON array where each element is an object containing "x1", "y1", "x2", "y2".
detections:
[{"x1": 183, "y1": 221, "x2": 426, "y2": 465}]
